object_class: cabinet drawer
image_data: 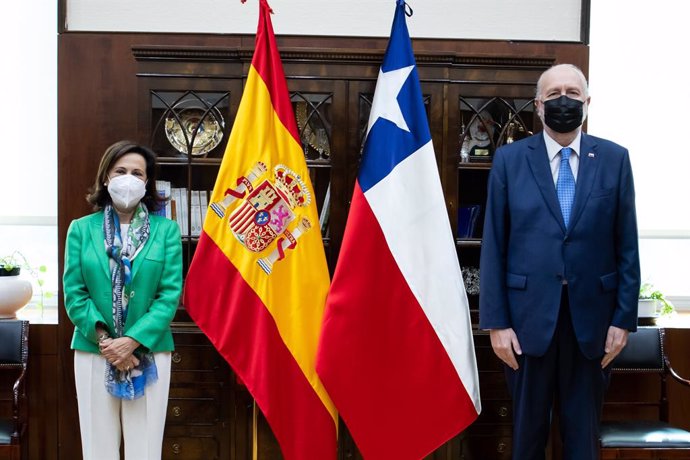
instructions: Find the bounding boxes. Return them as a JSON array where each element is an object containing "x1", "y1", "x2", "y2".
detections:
[
  {"x1": 476, "y1": 399, "x2": 512, "y2": 424},
  {"x1": 478, "y1": 371, "x2": 510, "y2": 399},
  {"x1": 169, "y1": 381, "x2": 224, "y2": 399},
  {"x1": 475, "y1": 345, "x2": 506, "y2": 372},
  {"x1": 461, "y1": 424, "x2": 512, "y2": 460},
  {"x1": 162, "y1": 436, "x2": 220, "y2": 460},
  {"x1": 167, "y1": 382, "x2": 226, "y2": 426},
  {"x1": 172, "y1": 329, "x2": 214, "y2": 346},
  {"x1": 170, "y1": 344, "x2": 225, "y2": 372},
  {"x1": 461, "y1": 435, "x2": 512, "y2": 459},
  {"x1": 167, "y1": 397, "x2": 221, "y2": 425}
]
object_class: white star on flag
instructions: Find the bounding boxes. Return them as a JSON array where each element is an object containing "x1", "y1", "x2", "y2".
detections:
[{"x1": 366, "y1": 65, "x2": 415, "y2": 135}]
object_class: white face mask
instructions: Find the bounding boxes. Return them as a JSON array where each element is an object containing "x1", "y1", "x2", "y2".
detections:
[{"x1": 107, "y1": 174, "x2": 147, "y2": 210}]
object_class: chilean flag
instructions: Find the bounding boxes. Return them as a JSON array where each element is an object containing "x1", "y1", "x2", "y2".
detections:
[{"x1": 316, "y1": 2, "x2": 481, "y2": 458}]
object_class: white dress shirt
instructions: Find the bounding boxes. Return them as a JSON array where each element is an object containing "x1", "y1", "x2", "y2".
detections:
[{"x1": 543, "y1": 130, "x2": 581, "y2": 186}]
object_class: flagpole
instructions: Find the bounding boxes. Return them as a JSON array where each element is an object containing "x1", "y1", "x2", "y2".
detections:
[
  {"x1": 252, "y1": 400, "x2": 258, "y2": 460},
  {"x1": 242, "y1": 0, "x2": 262, "y2": 456}
]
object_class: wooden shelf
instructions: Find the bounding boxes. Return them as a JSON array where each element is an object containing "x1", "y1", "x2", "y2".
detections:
[
  {"x1": 456, "y1": 238, "x2": 482, "y2": 248},
  {"x1": 157, "y1": 157, "x2": 222, "y2": 166},
  {"x1": 458, "y1": 162, "x2": 492, "y2": 170}
]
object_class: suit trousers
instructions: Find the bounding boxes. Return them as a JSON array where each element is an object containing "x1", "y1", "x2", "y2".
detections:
[
  {"x1": 505, "y1": 288, "x2": 610, "y2": 460},
  {"x1": 74, "y1": 350, "x2": 172, "y2": 460}
]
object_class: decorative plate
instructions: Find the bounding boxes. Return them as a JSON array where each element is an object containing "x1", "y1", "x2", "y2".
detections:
[{"x1": 164, "y1": 107, "x2": 225, "y2": 156}]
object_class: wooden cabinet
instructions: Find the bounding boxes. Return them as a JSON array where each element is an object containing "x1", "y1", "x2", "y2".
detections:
[
  {"x1": 460, "y1": 333, "x2": 513, "y2": 459},
  {"x1": 163, "y1": 326, "x2": 234, "y2": 460},
  {"x1": 58, "y1": 31, "x2": 588, "y2": 459}
]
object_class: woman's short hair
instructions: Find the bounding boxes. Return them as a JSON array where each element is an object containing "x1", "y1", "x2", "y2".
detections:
[{"x1": 86, "y1": 140, "x2": 163, "y2": 212}]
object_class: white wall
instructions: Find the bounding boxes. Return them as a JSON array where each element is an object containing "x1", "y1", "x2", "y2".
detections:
[
  {"x1": 0, "y1": 3, "x2": 58, "y2": 320},
  {"x1": 588, "y1": 1, "x2": 690, "y2": 303},
  {"x1": 1, "y1": 3, "x2": 57, "y2": 220},
  {"x1": 65, "y1": 0, "x2": 583, "y2": 42},
  {"x1": 589, "y1": 1, "x2": 690, "y2": 235}
]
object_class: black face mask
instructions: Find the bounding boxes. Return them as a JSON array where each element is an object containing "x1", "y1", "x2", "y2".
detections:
[{"x1": 542, "y1": 95, "x2": 584, "y2": 133}]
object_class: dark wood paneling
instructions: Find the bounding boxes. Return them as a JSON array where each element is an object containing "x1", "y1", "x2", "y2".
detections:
[{"x1": 59, "y1": 33, "x2": 139, "y2": 460}]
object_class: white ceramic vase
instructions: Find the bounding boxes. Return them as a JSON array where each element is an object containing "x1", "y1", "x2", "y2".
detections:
[
  {"x1": 637, "y1": 298, "x2": 659, "y2": 318},
  {"x1": 0, "y1": 270, "x2": 33, "y2": 318}
]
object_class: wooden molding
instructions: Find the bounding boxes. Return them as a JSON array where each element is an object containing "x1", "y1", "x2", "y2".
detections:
[{"x1": 132, "y1": 44, "x2": 554, "y2": 69}]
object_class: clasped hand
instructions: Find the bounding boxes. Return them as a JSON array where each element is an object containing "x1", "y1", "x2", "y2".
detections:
[{"x1": 99, "y1": 337, "x2": 141, "y2": 372}]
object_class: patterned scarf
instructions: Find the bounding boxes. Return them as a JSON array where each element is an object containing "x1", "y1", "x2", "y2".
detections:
[{"x1": 103, "y1": 204, "x2": 158, "y2": 400}]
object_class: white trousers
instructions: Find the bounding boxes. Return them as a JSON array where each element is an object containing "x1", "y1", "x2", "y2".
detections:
[{"x1": 74, "y1": 350, "x2": 171, "y2": 460}]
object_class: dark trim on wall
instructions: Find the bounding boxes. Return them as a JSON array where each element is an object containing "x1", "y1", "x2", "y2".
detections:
[
  {"x1": 580, "y1": 0, "x2": 591, "y2": 44},
  {"x1": 58, "y1": 0, "x2": 66, "y2": 34}
]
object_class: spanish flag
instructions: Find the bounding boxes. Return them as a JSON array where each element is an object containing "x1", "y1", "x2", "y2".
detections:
[{"x1": 183, "y1": 1, "x2": 336, "y2": 458}]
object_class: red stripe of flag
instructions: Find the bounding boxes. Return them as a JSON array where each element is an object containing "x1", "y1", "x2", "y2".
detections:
[
  {"x1": 185, "y1": 233, "x2": 337, "y2": 459},
  {"x1": 317, "y1": 184, "x2": 478, "y2": 459},
  {"x1": 251, "y1": 0, "x2": 299, "y2": 143}
]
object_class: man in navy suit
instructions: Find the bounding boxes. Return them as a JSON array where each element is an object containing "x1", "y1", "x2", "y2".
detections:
[{"x1": 479, "y1": 64, "x2": 640, "y2": 460}]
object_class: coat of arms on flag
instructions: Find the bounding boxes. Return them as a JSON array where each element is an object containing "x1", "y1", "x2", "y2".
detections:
[{"x1": 209, "y1": 162, "x2": 313, "y2": 273}]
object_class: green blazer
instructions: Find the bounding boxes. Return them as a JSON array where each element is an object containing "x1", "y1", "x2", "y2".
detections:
[{"x1": 63, "y1": 211, "x2": 183, "y2": 354}]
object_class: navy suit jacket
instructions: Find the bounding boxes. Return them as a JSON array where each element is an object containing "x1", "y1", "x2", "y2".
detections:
[{"x1": 479, "y1": 132, "x2": 640, "y2": 359}]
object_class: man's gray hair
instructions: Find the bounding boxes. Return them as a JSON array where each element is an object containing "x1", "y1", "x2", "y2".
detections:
[{"x1": 535, "y1": 63, "x2": 589, "y2": 100}]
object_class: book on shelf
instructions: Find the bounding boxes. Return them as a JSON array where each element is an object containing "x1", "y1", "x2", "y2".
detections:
[
  {"x1": 170, "y1": 197, "x2": 177, "y2": 223},
  {"x1": 166, "y1": 187, "x2": 210, "y2": 237},
  {"x1": 170, "y1": 187, "x2": 188, "y2": 236},
  {"x1": 190, "y1": 190, "x2": 202, "y2": 237},
  {"x1": 180, "y1": 189, "x2": 189, "y2": 237},
  {"x1": 170, "y1": 187, "x2": 180, "y2": 224},
  {"x1": 457, "y1": 204, "x2": 482, "y2": 238},
  {"x1": 170, "y1": 187, "x2": 180, "y2": 232},
  {"x1": 153, "y1": 180, "x2": 171, "y2": 218},
  {"x1": 200, "y1": 190, "x2": 208, "y2": 228},
  {"x1": 319, "y1": 182, "x2": 331, "y2": 237}
]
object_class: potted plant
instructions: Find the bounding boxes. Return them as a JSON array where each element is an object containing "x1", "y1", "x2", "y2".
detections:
[
  {"x1": 0, "y1": 251, "x2": 49, "y2": 318},
  {"x1": 638, "y1": 282, "x2": 674, "y2": 318}
]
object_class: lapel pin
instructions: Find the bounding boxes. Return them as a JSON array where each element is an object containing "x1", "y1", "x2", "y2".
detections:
[{"x1": 588, "y1": 152, "x2": 595, "y2": 158}]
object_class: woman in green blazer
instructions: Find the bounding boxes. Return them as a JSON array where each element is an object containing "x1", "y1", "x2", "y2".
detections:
[{"x1": 64, "y1": 141, "x2": 182, "y2": 460}]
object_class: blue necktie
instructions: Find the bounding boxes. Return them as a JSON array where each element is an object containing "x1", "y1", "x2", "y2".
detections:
[{"x1": 556, "y1": 147, "x2": 576, "y2": 227}]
